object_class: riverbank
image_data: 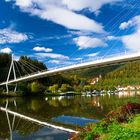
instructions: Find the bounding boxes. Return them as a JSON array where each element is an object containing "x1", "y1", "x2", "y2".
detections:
[
  {"x1": 0, "y1": 91, "x2": 24, "y2": 97},
  {"x1": 0, "y1": 90, "x2": 82, "y2": 97},
  {"x1": 0, "y1": 89, "x2": 139, "y2": 98},
  {"x1": 72, "y1": 102, "x2": 140, "y2": 140}
]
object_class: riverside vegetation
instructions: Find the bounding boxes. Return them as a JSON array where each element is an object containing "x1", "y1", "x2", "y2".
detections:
[{"x1": 70, "y1": 102, "x2": 140, "y2": 140}]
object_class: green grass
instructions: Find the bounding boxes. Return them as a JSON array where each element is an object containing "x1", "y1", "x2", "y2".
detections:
[
  {"x1": 82, "y1": 114, "x2": 140, "y2": 140},
  {"x1": 123, "y1": 115, "x2": 140, "y2": 132}
]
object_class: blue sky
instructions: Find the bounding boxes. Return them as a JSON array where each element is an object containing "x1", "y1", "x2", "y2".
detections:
[{"x1": 0, "y1": 0, "x2": 140, "y2": 68}]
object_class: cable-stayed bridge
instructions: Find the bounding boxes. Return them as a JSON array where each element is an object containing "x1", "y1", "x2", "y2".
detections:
[
  {"x1": 1, "y1": 52, "x2": 140, "y2": 92},
  {"x1": 0, "y1": 0, "x2": 140, "y2": 93}
]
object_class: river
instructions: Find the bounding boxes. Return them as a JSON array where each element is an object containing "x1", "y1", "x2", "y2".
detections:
[{"x1": 0, "y1": 91, "x2": 140, "y2": 140}]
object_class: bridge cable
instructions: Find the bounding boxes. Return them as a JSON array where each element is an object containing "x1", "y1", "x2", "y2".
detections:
[
  {"x1": 14, "y1": 61, "x2": 22, "y2": 78},
  {"x1": 19, "y1": 60, "x2": 39, "y2": 73},
  {"x1": 101, "y1": 1, "x2": 140, "y2": 58},
  {"x1": 76, "y1": 0, "x2": 140, "y2": 62},
  {"x1": 18, "y1": 61, "x2": 36, "y2": 75},
  {"x1": 20, "y1": 59, "x2": 43, "y2": 72},
  {"x1": 56, "y1": 0, "x2": 140, "y2": 68},
  {"x1": 17, "y1": 61, "x2": 30, "y2": 76},
  {"x1": 20, "y1": 59, "x2": 44, "y2": 71}
]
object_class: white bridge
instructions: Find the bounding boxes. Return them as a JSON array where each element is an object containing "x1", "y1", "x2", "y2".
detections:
[{"x1": 0, "y1": 52, "x2": 140, "y2": 93}]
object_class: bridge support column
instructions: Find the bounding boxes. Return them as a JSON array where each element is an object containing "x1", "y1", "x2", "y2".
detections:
[{"x1": 6, "y1": 54, "x2": 17, "y2": 94}]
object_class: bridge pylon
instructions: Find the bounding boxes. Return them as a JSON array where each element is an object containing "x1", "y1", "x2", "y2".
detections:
[{"x1": 6, "y1": 54, "x2": 17, "y2": 94}]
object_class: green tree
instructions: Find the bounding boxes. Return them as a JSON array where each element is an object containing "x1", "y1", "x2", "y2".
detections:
[
  {"x1": 83, "y1": 85, "x2": 92, "y2": 92},
  {"x1": 60, "y1": 84, "x2": 73, "y2": 92},
  {"x1": 30, "y1": 81, "x2": 45, "y2": 94},
  {"x1": 48, "y1": 84, "x2": 59, "y2": 93}
]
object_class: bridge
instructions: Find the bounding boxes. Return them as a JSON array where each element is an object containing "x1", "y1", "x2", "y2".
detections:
[{"x1": 0, "y1": 52, "x2": 140, "y2": 93}]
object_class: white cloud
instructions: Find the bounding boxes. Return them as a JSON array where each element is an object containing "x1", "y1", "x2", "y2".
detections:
[
  {"x1": 0, "y1": 47, "x2": 12, "y2": 54},
  {"x1": 119, "y1": 15, "x2": 140, "y2": 52},
  {"x1": 122, "y1": 29, "x2": 140, "y2": 52},
  {"x1": 35, "y1": 53, "x2": 69, "y2": 60},
  {"x1": 7, "y1": 0, "x2": 110, "y2": 33},
  {"x1": 74, "y1": 36, "x2": 107, "y2": 49},
  {"x1": 73, "y1": 57, "x2": 83, "y2": 61},
  {"x1": 33, "y1": 46, "x2": 53, "y2": 52},
  {"x1": 14, "y1": 55, "x2": 20, "y2": 61},
  {"x1": 86, "y1": 52, "x2": 99, "y2": 57},
  {"x1": 38, "y1": 5, "x2": 105, "y2": 33},
  {"x1": 62, "y1": 0, "x2": 122, "y2": 12},
  {"x1": 107, "y1": 36, "x2": 118, "y2": 40},
  {"x1": 119, "y1": 15, "x2": 140, "y2": 30},
  {"x1": 48, "y1": 60, "x2": 60, "y2": 64},
  {"x1": 0, "y1": 27, "x2": 28, "y2": 44}
]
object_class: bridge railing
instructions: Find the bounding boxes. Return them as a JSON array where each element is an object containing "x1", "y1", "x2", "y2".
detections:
[{"x1": 49, "y1": 51, "x2": 131, "y2": 70}]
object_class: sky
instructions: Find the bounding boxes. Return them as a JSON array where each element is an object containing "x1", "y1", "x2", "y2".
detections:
[{"x1": 0, "y1": 0, "x2": 140, "y2": 68}]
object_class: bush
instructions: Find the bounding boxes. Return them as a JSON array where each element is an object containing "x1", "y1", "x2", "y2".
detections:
[
  {"x1": 77, "y1": 102, "x2": 140, "y2": 140},
  {"x1": 105, "y1": 102, "x2": 140, "y2": 124}
]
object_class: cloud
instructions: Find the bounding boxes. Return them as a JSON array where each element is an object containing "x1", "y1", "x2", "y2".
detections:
[
  {"x1": 35, "y1": 53, "x2": 69, "y2": 60},
  {"x1": 119, "y1": 15, "x2": 140, "y2": 30},
  {"x1": 0, "y1": 47, "x2": 12, "y2": 54},
  {"x1": 119, "y1": 15, "x2": 140, "y2": 52},
  {"x1": 62, "y1": 0, "x2": 122, "y2": 12},
  {"x1": 122, "y1": 29, "x2": 140, "y2": 52},
  {"x1": 14, "y1": 55, "x2": 20, "y2": 61},
  {"x1": 107, "y1": 36, "x2": 118, "y2": 40},
  {"x1": 73, "y1": 57, "x2": 83, "y2": 61},
  {"x1": 86, "y1": 52, "x2": 99, "y2": 57},
  {"x1": 33, "y1": 46, "x2": 53, "y2": 52},
  {"x1": 7, "y1": 0, "x2": 108, "y2": 33},
  {"x1": 0, "y1": 27, "x2": 28, "y2": 44},
  {"x1": 74, "y1": 36, "x2": 107, "y2": 49},
  {"x1": 48, "y1": 60, "x2": 60, "y2": 64}
]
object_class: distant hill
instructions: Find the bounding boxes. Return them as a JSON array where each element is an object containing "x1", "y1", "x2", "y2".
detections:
[
  {"x1": 67, "y1": 60, "x2": 140, "y2": 87},
  {"x1": 99, "y1": 60, "x2": 140, "y2": 86}
]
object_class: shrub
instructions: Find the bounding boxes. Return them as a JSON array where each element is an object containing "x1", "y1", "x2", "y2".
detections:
[
  {"x1": 105, "y1": 102, "x2": 140, "y2": 124},
  {"x1": 78, "y1": 102, "x2": 140, "y2": 140}
]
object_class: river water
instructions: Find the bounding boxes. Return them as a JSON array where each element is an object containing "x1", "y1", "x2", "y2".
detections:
[{"x1": 0, "y1": 91, "x2": 140, "y2": 140}]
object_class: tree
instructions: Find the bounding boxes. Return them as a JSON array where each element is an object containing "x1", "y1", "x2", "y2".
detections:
[
  {"x1": 0, "y1": 53, "x2": 11, "y2": 82},
  {"x1": 30, "y1": 81, "x2": 45, "y2": 94},
  {"x1": 48, "y1": 84, "x2": 59, "y2": 93},
  {"x1": 83, "y1": 85, "x2": 92, "y2": 92},
  {"x1": 60, "y1": 84, "x2": 73, "y2": 92}
]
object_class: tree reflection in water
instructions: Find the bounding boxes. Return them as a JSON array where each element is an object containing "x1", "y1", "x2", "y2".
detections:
[
  {"x1": 0, "y1": 99, "x2": 69, "y2": 140},
  {"x1": 0, "y1": 92, "x2": 140, "y2": 139}
]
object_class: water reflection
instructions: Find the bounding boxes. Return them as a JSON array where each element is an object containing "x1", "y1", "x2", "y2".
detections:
[
  {"x1": 117, "y1": 90, "x2": 137, "y2": 98},
  {"x1": 0, "y1": 100, "x2": 70, "y2": 140},
  {"x1": 0, "y1": 91, "x2": 140, "y2": 139},
  {"x1": 52, "y1": 115, "x2": 99, "y2": 126},
  {"x1": 4, "y1": 100, "x2": 16, "y2": 140}
]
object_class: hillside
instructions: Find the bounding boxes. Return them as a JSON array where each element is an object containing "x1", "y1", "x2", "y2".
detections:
[{"x1": 69, "y1": 60, "x2": 140, "y2": 87}]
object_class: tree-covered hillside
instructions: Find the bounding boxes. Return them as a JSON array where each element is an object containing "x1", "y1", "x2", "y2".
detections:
[
  {"x1": 98, "y1": 61, "x2": 140, "y2": 86},
  {"x1": 77, "y1": 60, "x2": 140, "y2": 88}
]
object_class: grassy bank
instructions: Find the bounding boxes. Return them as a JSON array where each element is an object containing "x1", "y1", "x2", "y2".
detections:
[
  {"x1": 0, "y1": 91, "x2": 24, "y2": 97},
  {"x1": 72, "y1": 102, "x2": 140, "y2": 140}
]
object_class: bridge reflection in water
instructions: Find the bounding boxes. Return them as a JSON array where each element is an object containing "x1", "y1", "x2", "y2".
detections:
[
  {"x1": 0, "y1": 100, "x2": 75, "y2": 140},
  {"x1": 0, "y1": 93, "x2": 140, "y2": 139}
]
